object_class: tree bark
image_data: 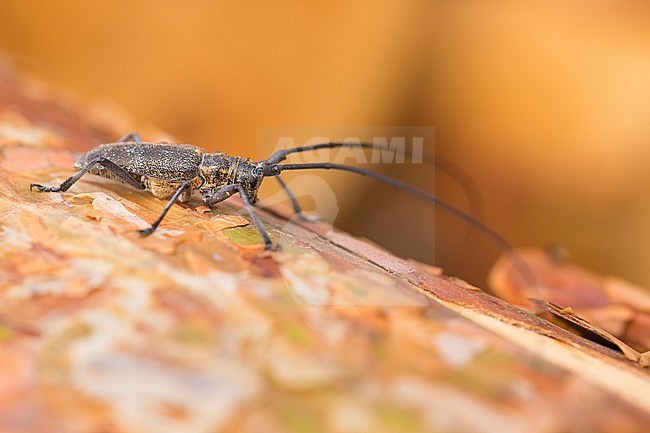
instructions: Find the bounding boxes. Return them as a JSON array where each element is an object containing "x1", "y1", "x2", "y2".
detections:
[{"x1": 1, "y1": 65, "x2": 649, "y2": 433}]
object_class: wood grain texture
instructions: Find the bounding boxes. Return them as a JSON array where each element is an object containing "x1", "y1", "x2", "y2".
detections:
[{"x1": 1, "y1": 67, "x2": 649, "y2": 433}]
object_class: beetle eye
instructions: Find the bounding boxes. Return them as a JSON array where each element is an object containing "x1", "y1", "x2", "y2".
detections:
[{"x1": 251, "y1": 166, "x2": 263, "y2": 180}]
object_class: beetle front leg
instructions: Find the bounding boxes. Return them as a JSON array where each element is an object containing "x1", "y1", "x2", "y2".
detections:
[
  {"x1": 139, "y1": 181, "x2": 191, "y2": 236},
  {"x1": 201, "y1": 187, "x2": 235, "y2": 207},
  {"x1": 30, "y1": 158, "x2": 146, "y2": 193},
  {"x1": 273, "y1": 176, "x2": 322, "y2": 222},
  {"x1": 202, "y1": 184, "x2": 275, "y2": 250}
]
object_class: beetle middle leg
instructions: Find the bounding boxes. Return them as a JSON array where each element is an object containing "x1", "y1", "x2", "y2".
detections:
[
  {"x1": 30, "y1": 158, "x2": 146, "y2": 193},
  {"x1": 139, "y1": 181, "x2": 191, "y2": 236},
  {"x1": 203, "y1": 184, "x2": 274, "y2": 249}
]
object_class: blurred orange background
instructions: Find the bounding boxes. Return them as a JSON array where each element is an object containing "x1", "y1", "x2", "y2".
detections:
[{"x1": 1, "y1": 1, "x2": 650, "y2": 287}]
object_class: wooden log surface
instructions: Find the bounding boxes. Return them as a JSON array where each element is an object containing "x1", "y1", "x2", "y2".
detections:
[{"x1": 1, "y1": 67, "x2": 649, "y2": 433}]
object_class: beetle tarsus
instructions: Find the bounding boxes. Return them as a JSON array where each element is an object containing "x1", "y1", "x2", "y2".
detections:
[
  {"x1": 297, "y1": 212, "x2": 322, "y2": 222},
  {"x1": 30, "y1": 183, "x2": 59, "y2": 192},
  {"x1": 138, "y1": 227, "x2": 155, "y2": 236}
]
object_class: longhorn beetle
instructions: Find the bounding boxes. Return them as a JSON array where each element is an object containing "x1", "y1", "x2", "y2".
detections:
[{"x1": 30, "y1": 133, "x2": 533, "y2": 285}]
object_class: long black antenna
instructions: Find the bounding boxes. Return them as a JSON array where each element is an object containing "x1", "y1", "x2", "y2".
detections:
[
  {"x1": 431, "y1": 155, "x2": 485, "y2": 224},
  {"x1": 265, "y1": 161, "x2": 535, "y2": 289},
  {"x1": 264, "y1": 141, "x2": 484, "y2": 220}
]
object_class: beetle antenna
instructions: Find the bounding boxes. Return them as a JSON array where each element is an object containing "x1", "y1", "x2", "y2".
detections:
[
  {"x1": 263, "y1": 161, "x2": 536, "y2": 290},
  {"x1": 264, "y1": 142, "x2": 484, "y2": 221},
  {"x1": 431, "y1": 155, "x2": 484, "y2": 224}
]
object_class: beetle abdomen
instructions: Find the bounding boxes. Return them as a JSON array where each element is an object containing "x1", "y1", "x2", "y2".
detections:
[{"x1": 75, "y1": 142, "x2": 204, "y2": 181}]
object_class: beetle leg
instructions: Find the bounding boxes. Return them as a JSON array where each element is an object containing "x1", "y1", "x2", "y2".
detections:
[
  {"x1": 139, "y1": 181, "x2": 191, "y2": 236},
  {"x1": 118, "y1": 132, "x2": 143, "y2": 142},
  {"x1": 273, "y1": 176, "x2": 321, "y2": 222},
  {"x1": 201, "y1": 186, "x2": 235, "y2": 207},
  {"x1": 202, "y1": 184, "x2": 274, "y2": 250},
  {"x1": 30, "y1": 157, "x2": 146, "y2": 193}
]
